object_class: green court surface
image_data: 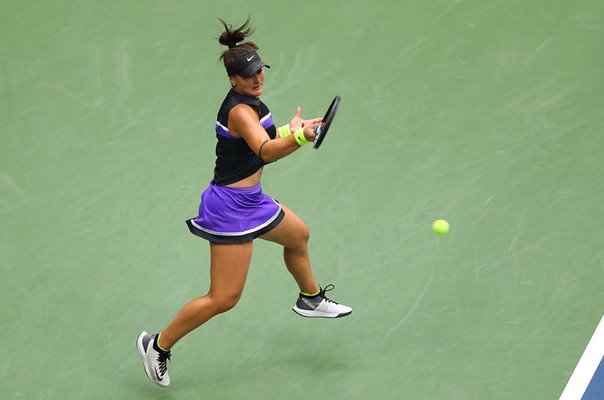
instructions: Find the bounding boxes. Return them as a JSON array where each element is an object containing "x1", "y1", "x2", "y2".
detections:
[{"x1": 2, "y1": 1, "x2": 603, "y2": 399}]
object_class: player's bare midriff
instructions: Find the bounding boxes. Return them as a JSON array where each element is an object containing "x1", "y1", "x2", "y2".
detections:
[{"x1": 225, "y1": 167, "x2": 263, "y2": 188}]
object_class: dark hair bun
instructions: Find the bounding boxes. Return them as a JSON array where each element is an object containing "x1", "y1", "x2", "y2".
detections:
[{"x1": 218, "y1": 18, "x2": 255, "y2": 49}]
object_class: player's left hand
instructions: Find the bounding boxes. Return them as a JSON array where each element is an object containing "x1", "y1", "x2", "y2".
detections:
[{"x1": 289, "y1": 106, "x2": 322, "y2": 132}]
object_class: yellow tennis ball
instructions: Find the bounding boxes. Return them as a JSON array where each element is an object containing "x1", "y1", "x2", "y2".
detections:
[{"x1": 432, "y1": 219, "x2": 449, "y2": 236}]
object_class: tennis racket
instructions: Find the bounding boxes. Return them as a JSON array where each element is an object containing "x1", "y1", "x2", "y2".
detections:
[{"x1": 313, "y1": 95, "x2": 341, "y2": 149}]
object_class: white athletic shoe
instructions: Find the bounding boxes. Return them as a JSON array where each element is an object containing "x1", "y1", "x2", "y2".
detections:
[
  {"x1": 292, "y1": 284, "x2": 352, "y2": 318},
  {"x1": 136, "y1": 331, "x2": 171, "y2": 387}
]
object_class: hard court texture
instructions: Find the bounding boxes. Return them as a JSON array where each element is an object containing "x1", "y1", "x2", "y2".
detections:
[{"x1": 1, "y1": 1, "x2": 603, "y2": 399}]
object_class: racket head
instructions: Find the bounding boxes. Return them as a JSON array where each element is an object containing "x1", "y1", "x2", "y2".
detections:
[{"x1": 313, "y1": 95, "x2": 341, "y2": 149}]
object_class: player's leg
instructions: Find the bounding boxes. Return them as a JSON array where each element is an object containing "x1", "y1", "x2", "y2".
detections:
[
  {"x1": 160, "y1": 241, "x2": 253, "y2": 348},
  {"x1": 259, "y1": 205, "x2": 351, "y2": 318},
  {"x1": 259, "y1": 204, "x2": 318, "y2": 294},
  {"x1": 137, "y1": 241, "x2": 253, "y2": 386}
]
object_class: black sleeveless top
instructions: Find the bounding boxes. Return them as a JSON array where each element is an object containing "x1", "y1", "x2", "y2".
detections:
[{"x1": 213, "y1": 90, "x2": 277, "y2": 186}]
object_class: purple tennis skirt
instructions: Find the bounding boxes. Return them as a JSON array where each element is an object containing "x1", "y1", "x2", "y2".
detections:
[{"x1": 186, "y1": 181, "x2": 285, "y2": 243}]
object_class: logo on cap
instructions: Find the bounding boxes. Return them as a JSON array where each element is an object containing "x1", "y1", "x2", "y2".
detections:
[{"x1": 246, "y1": 55, "x2": 256, "y2": 62}]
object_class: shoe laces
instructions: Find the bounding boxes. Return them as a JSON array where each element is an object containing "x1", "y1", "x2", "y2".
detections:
[
  {"x1": 320, "y1": 284, "x2": 339, "y2": 304},
  {"x1": 156, "y1": 350, "x2": 171, "y2": 376}
]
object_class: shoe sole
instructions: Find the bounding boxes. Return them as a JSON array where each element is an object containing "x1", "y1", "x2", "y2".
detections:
[
  {"x1": 136, "y1": 331, "x2": 169, "y2": 387},
  {"x1": 292, "y1": 306, "x2": 352, "y2": 318}
]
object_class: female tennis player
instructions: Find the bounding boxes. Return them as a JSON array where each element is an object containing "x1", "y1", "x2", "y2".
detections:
[{"x1": 137, "y1": 18, "x2": 352, "y2": 387}]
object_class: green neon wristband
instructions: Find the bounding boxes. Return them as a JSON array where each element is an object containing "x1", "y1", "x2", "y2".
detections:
[
  {"x1": 277, "y1": 124, "x2": 292, "y2": 138},
  {"x1": 293, "y1": 128, "x2": 310, "y2": 146}
]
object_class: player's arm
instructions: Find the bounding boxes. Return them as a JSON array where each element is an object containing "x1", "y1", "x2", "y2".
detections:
[{"x1": 228, "y1": 104, "x2": 317, "y2": 163}]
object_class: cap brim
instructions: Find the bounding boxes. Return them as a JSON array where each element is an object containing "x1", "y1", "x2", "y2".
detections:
[{"x1": 238, "y1": 60, "x2": 270, "y2": 77}]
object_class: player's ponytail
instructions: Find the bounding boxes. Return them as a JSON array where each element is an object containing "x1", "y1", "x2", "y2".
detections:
[{"x1": 218, "y1": 18, "x2": 259, "y2": 67}]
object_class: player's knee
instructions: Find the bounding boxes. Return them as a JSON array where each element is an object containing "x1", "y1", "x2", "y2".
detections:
[
  {"x1": 299, "y1": 224, "x2": 310, "y2": 244},
  {"x1": 287, "y1": 224, "x2": 310, "y2": 251},
  {"x1": 219, "y1": 294, "x2": 241, "y2": 313},
  {"x1": 210, "y1": 292, "x2": 242, "y2": 314}
]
